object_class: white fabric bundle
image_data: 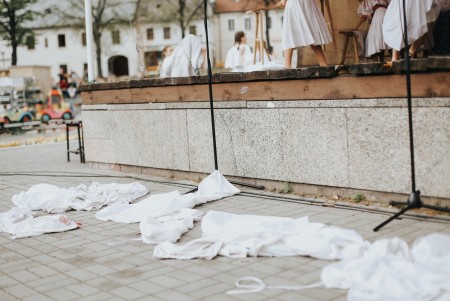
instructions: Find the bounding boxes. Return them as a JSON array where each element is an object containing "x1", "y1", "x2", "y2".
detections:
[
  {"x1": 153, "y1": 210, "x2": 367, "y2": 260},
  {"x1": 140, "y1": 208, "x2": 203, "y2": 244},
  {"x1": 321, "y1": 234, "x2": 450, "y2": 301},
  {"x1": 12, "y1": 182, "x2": 148, "y2": 213},
  {"x1": 96, "y1": 170, "x2": 240, "y2": 224},
  {"x1": 97, "y1": 171, "x2": 240, "y2": 244},
  {"x1": 160, "y1": 34, "x2": 204, "y2": 78},
  {"x1": 0, "y1": 207, "x2": 78, "y2": 239}
]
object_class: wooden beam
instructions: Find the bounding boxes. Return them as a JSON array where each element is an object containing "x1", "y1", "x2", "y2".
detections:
[{"x1": 82, "y1": 72, "x2": 450, "y2": 105}]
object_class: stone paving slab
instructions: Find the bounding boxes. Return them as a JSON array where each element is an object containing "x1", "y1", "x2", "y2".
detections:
[{"x1": 0, "y1": 143, "x2": 449, "y2": 301}]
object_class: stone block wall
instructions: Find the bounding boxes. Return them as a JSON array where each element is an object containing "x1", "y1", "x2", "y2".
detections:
[
  {"x1": 82, "y1": 97, "x2": 450, "y2": 199},
  {"x1": 80, "y1": 63, "x2": 450, "y2": 201}
]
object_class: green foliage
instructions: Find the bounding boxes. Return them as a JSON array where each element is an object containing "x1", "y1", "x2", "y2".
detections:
[
  {"x1": 0, "y1": 0, "x2": 37, "y2": 64},
  {"x1": 353, "y1": 193, "x2": 367, "y2": 203},
  {"x1": 279, "y1": 182, "x2": 293, "y2": 194}
]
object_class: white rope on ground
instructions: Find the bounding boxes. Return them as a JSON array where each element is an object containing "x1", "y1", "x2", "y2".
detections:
[{"x1": 226, "y1": 276, "x2": 322, "y2": 295}]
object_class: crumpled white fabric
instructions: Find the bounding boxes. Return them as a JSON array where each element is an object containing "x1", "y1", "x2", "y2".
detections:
[
  {"x1": 96, "y1": 170, "x2": 240, "y2": 223},
  {"x1": 160, "y1": 34, "x2": 204, "y2": 78},
  {"x1": 97, "y1": 171, "x2": 239, "y2": 245},
  {"x1": 140, "y1": 208, "x2": 203, "y2": 244},
  {"x1": 321, "y1": 234, "x2": 450, "y2": 301},
  {"x1": 153, "y1": 210, "x2": 367, "y2": 260},
  {"x1": 0, "y1": 207, "x2": 34, "y2": 232},
  {"x1": 12, "y1": 182, "x2": 149, "y2": 213},
  {"x1": 154, "y1": 237, "x2": 224, "y2": 260},
  {"x1": 0, "y1": 207, "x2": 78, "y2": 239}
]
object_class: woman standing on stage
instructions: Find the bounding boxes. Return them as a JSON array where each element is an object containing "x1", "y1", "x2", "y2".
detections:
[
  {"x1": 382, "y1": 0, "x2": 434, "y2": 60},
  {"x1": 278, "y1": 0, "x2": 332, "y2": 68}
]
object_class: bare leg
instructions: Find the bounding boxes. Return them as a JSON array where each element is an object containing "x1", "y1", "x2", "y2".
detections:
[
  {"x1": 284, "y1": 48, "x2": 294, "y2": 69},
  {"x1": 409, "y1": 34, "x2": 427, "y2": 57},
  {"x1": 310, "y1": 45, "x2": 327, "y2": 66},
  {"x1": 392, "y1": 50, "x2": 400, "y2": 61}
]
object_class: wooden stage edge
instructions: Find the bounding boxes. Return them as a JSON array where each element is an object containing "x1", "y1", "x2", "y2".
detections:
[{"x1": 81, "y1": 72, "x2": 450, "y2": 105}]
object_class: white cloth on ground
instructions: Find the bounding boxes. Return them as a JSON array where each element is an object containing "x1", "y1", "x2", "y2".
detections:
[
  {"x1": 159, "y1": 34, "x2": 204, "y2": 78},
  {"x1": 153, "y1": 210, "x2": 367, "y2": 260},
  {"x1": 282, "y1": 0, "x2": 332, "y2": 50},
  {"x1": 224, "y1": 44, "x2": 253, "y2": 72},
  {"x1": 140, "y1": 208, "x2": 204, "y2": 244},
  {"x1": 97, "y1": 171, "x2": 240, "y2": 244},
  {"x1": 11, "y1": 182, "x2": 148, "y2": 213},
  {"x1": 244, "y1": 52, "x2": 285, "y2": 72},
  {"x1": 383, "y1": 0, "x2": 434, "y2": 51},
  {"x1": 321, "y1": 233, "x2": 450, "y2": 301},
  {"x1": 0, "y1": 207, "x2": 78, "y2": 239}
]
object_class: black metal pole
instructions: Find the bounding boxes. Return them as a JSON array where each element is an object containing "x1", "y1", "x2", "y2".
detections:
[
  {"x1": 203, "y1": 0, "x2": 219, "y2": 170},
  {"x1": 402, "y1": 0, "x2": 416, "y2": 193},
  {"x1": 373, "y1": 0, "x2": 421, "y2": 232}
]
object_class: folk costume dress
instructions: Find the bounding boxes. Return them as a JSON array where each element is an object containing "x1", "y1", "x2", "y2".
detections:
[
  {"x1": 224, "y1": 44, "x2": 253, "y2": 72},
  {"x1": 281, "y1": 0, "x2": 332, "y2": 50},
  {"x1": 357, "y1": 0, "x2": 391, "y2": 57},
  {"x1": 382, "y1": 0, "x2": 434, "y2": 51}
]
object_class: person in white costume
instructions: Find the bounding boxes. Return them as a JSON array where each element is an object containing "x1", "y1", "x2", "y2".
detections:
[
  {"x1": 278, "y1": 0, "x2": 332, "y2": 68},
  {"x1": 224, "y1": 31, "x2": 253, "y2": 72},
  {"x1": 157, "y1": 45, "x2": 174, "y2": 77},
  {"x1": 355, "y1": 0, "x2": 391, "y2": 59},
  {"x1": 160, "y1": 34, "x2": 206, "y2": 78},
  {"x1": 382, "y1": 0, "x2": 434, "y2": 60},
  {"x1": 408, "y1": 0, "x2": 450, "y2": 58}
]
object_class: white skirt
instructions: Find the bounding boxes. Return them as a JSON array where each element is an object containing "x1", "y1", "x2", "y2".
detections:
[
  {"x1": 382, "y1": 0, "x2": 434, "y2": 51},
  {"x1": 282, "y1": 0, "x2": 332, "y2": 50},
  {"x1": 365, "y1": 7, "x2": 389, "y2": 57}
]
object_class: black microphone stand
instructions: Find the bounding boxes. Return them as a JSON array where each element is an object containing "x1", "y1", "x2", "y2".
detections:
[
  {"x1": 373, "y1": 0, "x2": 450, "y2": 231},
  {"x1": 184, "y1": 0, "x2": 265, "y2": 194}
]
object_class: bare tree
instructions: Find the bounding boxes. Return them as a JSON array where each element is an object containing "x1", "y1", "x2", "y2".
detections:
[
  {"x1": 52, "y1": 0, "x2": 137, "y2": 78},
  {"x1": 138, "y1": 0, "x2": 204, "y2": 38},
  {"x1": 0, "y1": 0, "x2": 38, "y2": 66}
]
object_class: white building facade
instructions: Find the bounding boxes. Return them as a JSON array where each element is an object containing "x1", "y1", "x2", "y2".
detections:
[
  {"x1": 0, "y1": 0, "x2": 286, "y2": 82},
  {"x1": 213, "y1": 1, "x2": 285, "y2": 66}
]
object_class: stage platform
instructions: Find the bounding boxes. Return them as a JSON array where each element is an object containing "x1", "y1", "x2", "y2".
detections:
[{"x1": 80, "y1": 57, "x2": 450, "y2": 205}]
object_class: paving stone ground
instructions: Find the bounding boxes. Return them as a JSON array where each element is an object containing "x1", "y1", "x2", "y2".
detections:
[{"x1": 1, "y1": 143, "x2": 449, "y2": 301}]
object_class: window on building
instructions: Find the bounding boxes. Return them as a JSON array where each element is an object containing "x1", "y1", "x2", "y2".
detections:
[
  {"x1": 144, "y1": 51, "x2": 162, "y2": 69},
  {"x1": 189, "y1": 26, "x2": 196, "y2": 36},
  {"x1": 111, "y1": 30, "x2": 120, "y2": 44},
  {"x1": 81, "y1": 33, "x2": 86, "y2": 46},
  {"x1": 228, "y1": 19, "x2": 235, "y2": 31},
  {"x1": 163, "y1": 27, "x2": 171, "y2": 39},
  {"x1": 58, "y1": 34, "x2": 66, "y2": 47},
  {"x1": 267, "y1": 16, "x2": 272, "y2": 28},
  {"x1": 25, "y1": 35, "x2": 35, "y2": 50},
  {"x1": 147, "y1": 28, "x2": 154, "y2": 40},
  {"x1": 244, "y1": 18, "x2": 251, "y2": 31},
  {"x1": 45, "y1": 37, "x2": 48, "y2": 48}
]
